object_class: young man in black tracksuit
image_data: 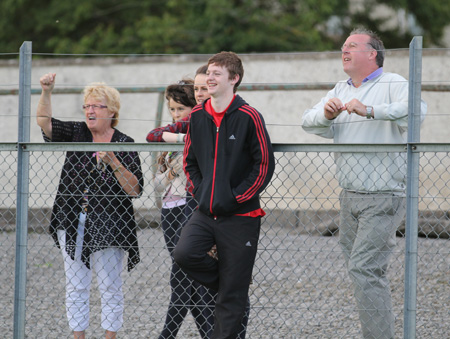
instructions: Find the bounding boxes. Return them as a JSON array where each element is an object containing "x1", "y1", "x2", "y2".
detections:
[{"x1": 174, "y1": 51, "x2": 275, "y2": 339}]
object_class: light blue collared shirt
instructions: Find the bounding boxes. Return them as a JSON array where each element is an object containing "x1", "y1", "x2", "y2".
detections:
[{"x1": 347, "y1": 67, "x2": 383, "y2": 87}]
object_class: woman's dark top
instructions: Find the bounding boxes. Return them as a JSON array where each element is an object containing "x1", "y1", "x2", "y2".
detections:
[{"x1": 43, "y1": 118, "x2": 143, "y2": 271}]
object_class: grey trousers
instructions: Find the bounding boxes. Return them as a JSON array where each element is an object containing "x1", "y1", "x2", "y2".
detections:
[{"x1": 339, "y1": 190, "x2": 406, "y2": 339}]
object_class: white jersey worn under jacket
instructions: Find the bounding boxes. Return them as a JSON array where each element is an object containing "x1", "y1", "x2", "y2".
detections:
[
  {"x1": 302, "y1": 72, "x2": 427, "y2": 194},
  {"x1": 153, "y1": 152, "x2": 187, "y2": 209}
]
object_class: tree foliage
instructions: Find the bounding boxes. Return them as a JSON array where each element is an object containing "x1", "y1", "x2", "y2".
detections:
[
  {"x1": 348, "y1": 0, "x2": 450, "y2": 48},
  {"x1": 0, "y1": 0, "x2": 449, "y2": 56}
]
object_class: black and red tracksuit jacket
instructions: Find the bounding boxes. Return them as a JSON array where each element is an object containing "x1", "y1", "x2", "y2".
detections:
[{"x1": 183, "y1": 95, "x2": 275, "y2": 217}]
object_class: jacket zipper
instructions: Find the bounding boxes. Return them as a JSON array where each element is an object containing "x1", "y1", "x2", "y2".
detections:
[{"x1": 210, "y1": 126, "x2": 219, "y2": 216}]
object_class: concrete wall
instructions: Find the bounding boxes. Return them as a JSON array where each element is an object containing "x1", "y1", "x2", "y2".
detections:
[
  {"x1": 1, "y1": 49, "x2": 449, "y2": 144},
  {"x1": 1, "y1": 50, "x2": 449, "y2": 214}
]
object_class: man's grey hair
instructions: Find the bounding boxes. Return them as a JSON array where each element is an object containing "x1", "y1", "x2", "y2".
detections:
[{"x1": 350, "y1": 27, "x2": 385, "y2": 67}]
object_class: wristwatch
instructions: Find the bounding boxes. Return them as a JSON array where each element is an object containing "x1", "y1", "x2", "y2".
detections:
[{"x1": 366, "y1": 106, "x2": 373, "y2": 119}]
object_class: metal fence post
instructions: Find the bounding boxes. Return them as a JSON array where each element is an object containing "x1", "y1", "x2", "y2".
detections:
[
  {"x1": 404, "y1": 36, "x2": 423, "y2": 339},
  {"x1": 13, "y1": 41, "x2": 32, "y2": 339},
  {"x1": 155, "y1": 92, "x2": 166, "y2": 129}
]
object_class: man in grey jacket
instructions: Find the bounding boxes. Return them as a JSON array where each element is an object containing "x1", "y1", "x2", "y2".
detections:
[{"x1": 302, "y1": 28, "x2": 427, "y2": 338}]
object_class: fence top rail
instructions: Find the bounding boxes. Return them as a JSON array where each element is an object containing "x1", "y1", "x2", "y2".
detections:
[
  {"x1": 19, "y1": 142, "x2": 184, "y2": 152},
  {"x1": 10, "y1": 142, "x2": 450, "y2": 152},
  {"x1": 0, "y1": 143, "x2": 18, "y2": 151},
  {"x1": 414, "y1": 143, "x2": 450, "y2": 152},
  {"x1": 272, "y1": 143, "x2": 408, "y2": 153},
  {"x1": 11, "y1": 142, "x2": 443, "y2": 153},
  {"x1": 9, "y1": 142, "x2": 450, "y2": 153}
]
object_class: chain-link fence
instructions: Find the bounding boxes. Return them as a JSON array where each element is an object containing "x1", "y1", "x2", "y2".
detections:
[
  {"x1": 1, "y1": 142, "x2": 449, "y2": 338},
  {"x1": 2, "y1": 38, "x2": 449, "y2": 338}
]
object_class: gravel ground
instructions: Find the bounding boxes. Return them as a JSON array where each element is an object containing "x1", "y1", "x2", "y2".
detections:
[{"x1": 1, "y1": 225, "x2": 449, "y2": 338}]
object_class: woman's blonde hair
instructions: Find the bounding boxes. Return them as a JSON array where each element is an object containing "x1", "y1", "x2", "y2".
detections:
[{"x1": 83, "y1": 82, "x2": 121, "y2": 128}]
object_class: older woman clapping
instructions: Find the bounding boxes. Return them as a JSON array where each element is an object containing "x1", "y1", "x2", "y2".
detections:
[{"x1": 37, "y1": 73, "x2": 143, "y2": 339}]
